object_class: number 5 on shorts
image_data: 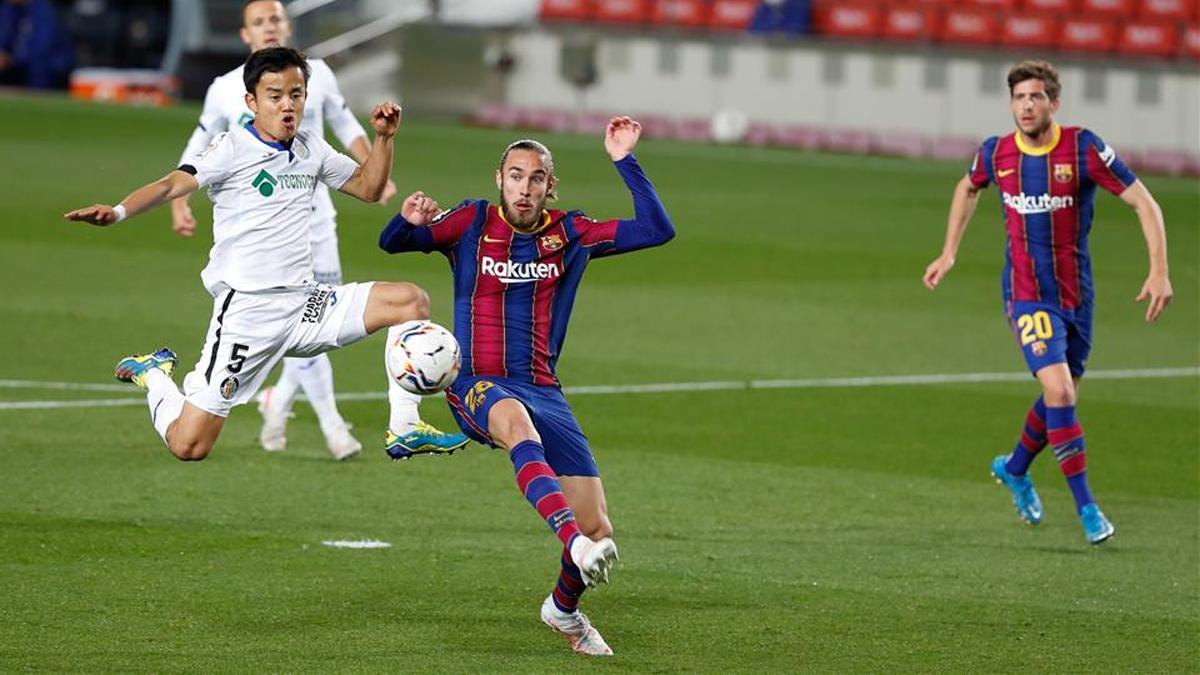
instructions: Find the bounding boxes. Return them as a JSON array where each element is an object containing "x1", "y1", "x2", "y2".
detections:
[
  {"x1": 1016, "y1": 312, "x2": 1053, "y2": 346},
  {"x1": 227, "y1": 343, "x2": 250, "y2": 373}
]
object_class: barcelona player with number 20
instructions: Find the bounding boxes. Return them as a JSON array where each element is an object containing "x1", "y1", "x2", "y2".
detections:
[{"x1": 923, "y1": 60, "x2": 1173, "y2": 545}]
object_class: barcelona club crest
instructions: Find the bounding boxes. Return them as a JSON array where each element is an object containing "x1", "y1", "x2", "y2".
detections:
[
  {"x1": 1054, "y1": 163, "x2": 1073, "y2": 184},
  {"x1": 1031, "y1": 341, "x2": 1048, "y2": 357},
  {"x1": 540, "y1": 233, "x2": 564, "y2": 252}
]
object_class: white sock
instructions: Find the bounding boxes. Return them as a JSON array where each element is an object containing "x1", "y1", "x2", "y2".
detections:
[
  {"x1": 386, "y1": 324, "x2": 421, "y2": 434},
  {"x1": 288, "y1": 354, "x2": 346, "y2": 435},
  {"x1": 145, "y1": 369, "x2": 184, "y2": 445},
  {"x1": 272, "y1": 358, "x2": 302, "y2": 414}
]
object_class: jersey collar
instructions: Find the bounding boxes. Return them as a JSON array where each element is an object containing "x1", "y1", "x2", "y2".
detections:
[
  {"x1": 496, "y1": 204, "x2": 552, "y2": 235},
  {"x1": 244, "y1": 121, "x2": 294, "y2": 157},
  {"x1": 1014, "y1": 123, "x2": 1061, "y2": 156}
]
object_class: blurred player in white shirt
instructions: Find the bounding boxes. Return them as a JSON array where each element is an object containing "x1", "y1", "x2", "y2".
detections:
[
  {"x1": 66, "y1": 47, "x2": 440, "y2": 464},
  {"x1": 172, "y1": 0, "x2": 467, "y2": 460}
]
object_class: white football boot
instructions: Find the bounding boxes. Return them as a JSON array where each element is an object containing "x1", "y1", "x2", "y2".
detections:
[
  {"x1": 540, "y1": 595, "x2": 613, "y2": 656},
  {"x1": 568, "y1": 536, "x2": 619, "y2": 588},
  {"x1": 323, "y1": 422, "x2": 362, "y2": 461}
]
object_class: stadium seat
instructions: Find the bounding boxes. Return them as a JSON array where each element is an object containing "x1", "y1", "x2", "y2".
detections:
[
  {"x1": 1139, "y1": 0, "x2": 1196, "y2": 21},
  {"x1": 882, "y1": 6, "x2": 939, "y2": 40},
  {"x1": 1021, "y1": 0, "x2": 1077, "y2": 10},
  {"x1": 652, "y1": 0, "x2": 709, "y2": 28},
  {"x1": 938, "y1": 8, "x2": 1001, "y2": 45},
  {"x1": 1117, "y1": 20, "x2": 1180, "y2": 57},
  {"x1": 708, "y1": 0, "x2": 759, "y2": 30},
  {"x1": 539, "y1": 0, "x2": 592, "y2": 22},
  {"x1": 813, "y1": 2, "x2": 884, "y2": 39},
  {"x1": 1059, "y1": 17, "x2": 1118, "y2": 52},
  {"x1": 1184, "y1": 24, "x2": 1200, "y2": 59},
  {"x1": 1002, "y1": 14, "x2": 1061, "y2": 47},
  {"x1": 967, "y1": 0, "x2": 1018, "y2": 9},
  {"x1": 593, "y1": 0, "x2": 652, "y2": 24},
  {"x1": 748, "y1": 0, "x2": 811, "y2": 34},
  {"x1": 1078, "y1": 0, "x2": 1135, "y2": 19}
]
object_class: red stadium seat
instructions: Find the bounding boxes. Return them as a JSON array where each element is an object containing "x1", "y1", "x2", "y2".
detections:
[
  {"x1": 1140, "y1": 0, "x2": 1196, "y2": 21},
  {"x1": 653, "y1": 0, "x2": 710, "y2": 28},
  {"x1": 938, "y1": 8, "x2": 1001, "y2": 45},
  {"x1": 593, "y1": 0, "x2": 651, "y2": 24},
  {"x1": 1184, "y1": 24, "x2": 1200, "y2": 59},
  {"x1": 539, "y1": 0, "x2": 592, "y2": 21},
  {"x1": 1020, "y1": 0, "x2": 1077, "y2": 10},
  {"x1": 1078, "y1": 0, "x2": 1135, "y2": 18},
  {"x1": 1059, "y1": 18, "x2": 1118, "y2": 52},
  {"x1": 968, "y1": 0, "x2": 1018, "y2": 10},
  {"x1": 1117, "y1": 20, "x2": 1180, "y2": 56},
  {"x1": 1002, "y1": 14, "x2": 1061, "y2": 47},
  {"x1": 708, "y1": 0, "x2": 759, "y2": 30},
  {"x1": 814, "y1": 2, "x2": 884, "y2": 38},
  {"x1": 882, "y1": 6, "x2": 939, "y2": 40}
]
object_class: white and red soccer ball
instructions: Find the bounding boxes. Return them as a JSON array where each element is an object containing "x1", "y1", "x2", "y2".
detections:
[{"x1": 386, "y1": 320, "x2": 461, "y2": 395}]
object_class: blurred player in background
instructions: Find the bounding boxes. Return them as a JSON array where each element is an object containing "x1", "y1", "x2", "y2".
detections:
[
  {"x1": 923, "y1": 60, "x2": 1172, "y2": 545},
  {"x1": 66, "y1": 48, "x2": 432, "y2": 464},
  {"x1": 174, "y1": 0, "x2": 466, "y2": 460},
  {"x1": 379, "y1": 117, "x2": 675, "y2": 655}
]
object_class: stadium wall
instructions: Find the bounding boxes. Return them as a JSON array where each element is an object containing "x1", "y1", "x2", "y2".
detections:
[{"x1": 491, "y1": 28, "x2": 1198, "y2": 162}]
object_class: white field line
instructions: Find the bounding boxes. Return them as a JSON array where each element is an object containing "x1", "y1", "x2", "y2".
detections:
[{"x1": 0, "y1": 367, "x2": 1196, "y2": 411}]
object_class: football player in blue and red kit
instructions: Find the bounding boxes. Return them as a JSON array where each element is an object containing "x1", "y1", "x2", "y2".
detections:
[
  {"x1": 923, "y1": 60, "x2": 1173, "y2": 545},
  {"x1": 379, "y1": 116, "x2": 674, "y2": 655}
]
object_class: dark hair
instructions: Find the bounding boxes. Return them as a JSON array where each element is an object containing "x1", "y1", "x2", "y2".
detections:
[
  {"x1": 1007, "y1": 60, "x2": 1061, "y2": 101},
  {"x1": 243, "y1": 46, "x2": 310, "y2": 94},
  {"x1": 499, "y1": 139, "x2": 557, "y2": 201}
]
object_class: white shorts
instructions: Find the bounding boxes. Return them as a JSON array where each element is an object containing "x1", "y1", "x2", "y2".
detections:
[
  {"x1": 311, "y1": 225, "x2": 342, "y2": 286},
  {"x1": 182, "y1": 281, "x2": 374, "y2": 416}
]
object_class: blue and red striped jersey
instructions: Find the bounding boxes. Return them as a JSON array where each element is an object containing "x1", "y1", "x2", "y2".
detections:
[
  {"x1": 967, "y1": 125, "x2": 1137, "y2": 309},
  {"x1": 380, "y1": 154, "x2": 675, "y2": 387}
]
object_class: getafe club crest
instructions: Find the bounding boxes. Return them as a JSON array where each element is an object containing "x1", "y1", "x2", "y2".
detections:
[
  {"x1": 1054, "y1": 163, "x2": 1073, "y2": 183},
  {"x1": 220, "y1": 376, "x2": 240, "y2": 400},
  {"x1": 540, "y1": 233, "x2": 564, "y2": 252}
]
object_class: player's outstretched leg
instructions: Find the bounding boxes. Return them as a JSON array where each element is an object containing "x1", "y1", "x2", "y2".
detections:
[
  {"x1": 115, "y1": 347, "x2": 222, "y2": 461},
  {"x1": 1045, "y1": 405, "x2": 1113, "y2": 544},
  {"x1": 382, "y1": 325, "x2": 468, "y2": 460}
]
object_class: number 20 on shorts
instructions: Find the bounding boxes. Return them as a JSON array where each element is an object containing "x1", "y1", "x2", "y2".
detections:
[{"x1": 1016, "y1": 311, "x2": 1053, "y2": 346}]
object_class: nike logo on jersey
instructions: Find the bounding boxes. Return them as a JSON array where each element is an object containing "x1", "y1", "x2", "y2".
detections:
[
  {"x1": 997, "y1": 168, "x2": 1015, "y2": 177},
  {"x1": 482, "y1": 235, "x2": 507, "y2": 243}
]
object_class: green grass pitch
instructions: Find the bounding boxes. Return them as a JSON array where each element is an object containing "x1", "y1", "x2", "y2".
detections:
[{"x1": 0, "y1": 93, "x2": 1196, "y2": 671}]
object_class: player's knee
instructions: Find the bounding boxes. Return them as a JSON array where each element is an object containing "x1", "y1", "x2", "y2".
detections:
[
  {"x1": 383, "y1": 281, "x2": 430, "y2": 321},
  {"x1": 167, "y1": 437, "x2": 212, "y2": 461},
  {"x1": 1043, "y1": 382, "x2": 1076, "y2": 406},
  {"x1": 582, "y1": 516, "x2": 612, "y2": 541}
]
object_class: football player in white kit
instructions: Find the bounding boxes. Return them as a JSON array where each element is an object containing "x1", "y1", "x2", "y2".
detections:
[
  {"x1": 171, "y1": 0, "x2": 467, "y2": 461},
  {"x1": 64, "y1": 47, "x2": 432, "y2": 463}
]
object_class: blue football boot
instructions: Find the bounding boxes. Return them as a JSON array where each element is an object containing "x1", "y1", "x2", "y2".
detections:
[
  {"x1": 1080, "y1": 503, "x2": 1115, "y2": 545},
  {"x1": 385, "y1": 422, "x2": 470, "y2": 460},
  {"x1": 114, "y1": 348, "x2": 178, "y2": 389},
  {"x1": 991, "y1": 455, "x2": 1043, "y2": 525}
]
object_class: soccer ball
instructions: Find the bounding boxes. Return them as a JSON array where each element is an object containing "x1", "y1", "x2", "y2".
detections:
[{"x1": 386, "y1": 320, "x2": 461, "y2": 395}]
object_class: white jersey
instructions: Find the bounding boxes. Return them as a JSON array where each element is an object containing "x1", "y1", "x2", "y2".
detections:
[
  {"x1": 178, "y1": 58, "x2": 366, "y2": 239},
  {"x1": 185, "y1": 125, "x2": 359, "y2": 295}
]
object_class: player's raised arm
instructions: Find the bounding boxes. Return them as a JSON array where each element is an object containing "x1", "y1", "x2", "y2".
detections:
[
  {"x1": 337, "y1": 101, "x2": 399, "y2": 203},
  {"x1": 64, "y1": 169, "x2": 199, "y2": 226},
  {"x1": 584, "y1": 116, "x2": 675, "y2": 256},
  {"x1": 1118, "y1": 180, "x2": 1173, "y2": 322}
]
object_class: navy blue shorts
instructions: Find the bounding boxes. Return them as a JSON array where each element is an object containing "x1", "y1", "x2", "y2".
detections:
[
  {"x1": 445, "y1": 375, "x2": 600, "y2": 477},
  {"x1": 1005, "y1": 300, "x2": 1093, "y2": 377}
]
